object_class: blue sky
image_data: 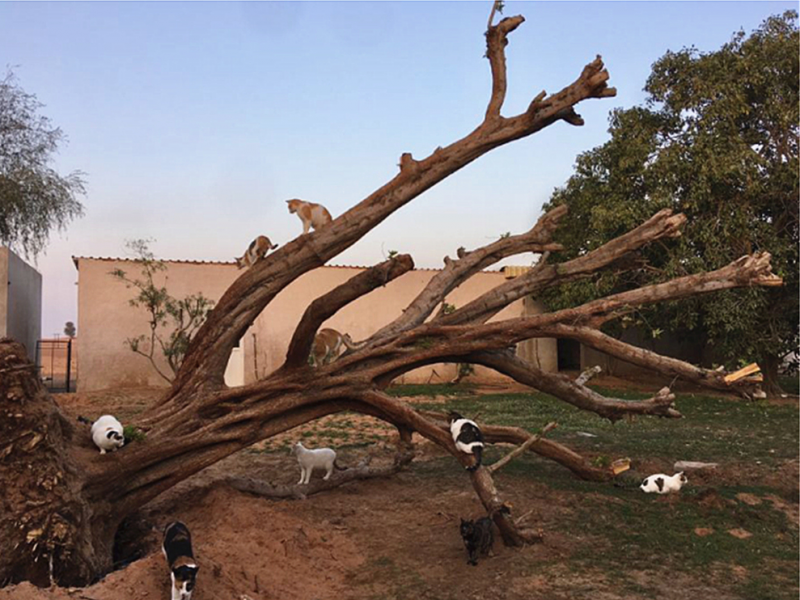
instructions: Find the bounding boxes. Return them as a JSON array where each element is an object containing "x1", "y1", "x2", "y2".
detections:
[{"x1": 0, "y1": 1, "x2": 794, "y2": 337}]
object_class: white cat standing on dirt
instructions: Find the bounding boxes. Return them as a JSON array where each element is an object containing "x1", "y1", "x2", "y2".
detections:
[
  {"x1": 78, "y1": 415, "x2": 125, "y2": 454},
  {"x1": 286, "y1": 198, "x2": 333, "y2": 234},
  {"x1": 293, "y1": 441, "x2": 346, "y2": 484},
  {"x1": 640, "y1": 471, "x2": 688, "y2": 494}
]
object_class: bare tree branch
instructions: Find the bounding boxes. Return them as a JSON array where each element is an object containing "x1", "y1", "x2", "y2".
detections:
[
  {"x1": 485, "y1": 10, "x2": 526, "y2": 120},
  {"x1": 372, "y1": 205, "x2": 567, "y2": 340},
  {"x1": 173, "y1": 47, "x2": 617, "y2": 392},
  {"x1": 419, "y1": 408, "x2": 611, "y2": 481},
  {"x1": 537, "y1": 324, "x2": 759, "y2": 396},
  {"x1": 284, "y1": 254, "x2": 414, "y2": 368},
  {"x1": 442, "y1": 208, "x2": 687, "y2": 327},
  {"x1": 467, "y1": 351, "x2": 681, "y2": 421},
  {"x1": 575, "y1": 365, "x2": 602, "y2": 386},
  {"x1": 487, "y1": 422, "x2": 558, "y2": 474}
]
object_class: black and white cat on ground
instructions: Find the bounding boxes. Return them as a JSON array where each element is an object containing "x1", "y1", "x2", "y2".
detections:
[
  {"x1": 162, "y1": 521, "x2": 199, "y2": 600},
  {"x1": 448, "y1": 411, "x2": 485, "y2": 471}
]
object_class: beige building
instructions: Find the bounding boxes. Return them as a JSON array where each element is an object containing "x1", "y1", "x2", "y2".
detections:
[
  {"x1": 1, "y1": 247, "x2": 42, "y2": 362},
  {"x1": 74, "y1": 257, "x2": 557, "y2": 392}
]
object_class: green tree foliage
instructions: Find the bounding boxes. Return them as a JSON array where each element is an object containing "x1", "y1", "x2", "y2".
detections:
[
  {"x1": 543, "y1": 12, "x2": 799, "y2": 390},
  {"x1": 110, "y1": 240, "x2": 215, "y2": 383},
  {"x1": 0, "y1": 70, "x2": 85, "y2": 257}
]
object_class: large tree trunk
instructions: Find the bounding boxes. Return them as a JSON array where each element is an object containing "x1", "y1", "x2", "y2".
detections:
[
  {"x1": 1, "y1": 2, "x2": 784, "y2": 588},
  {"x1": 759, "y1": 353, "x2": 785, "y2": 396}
]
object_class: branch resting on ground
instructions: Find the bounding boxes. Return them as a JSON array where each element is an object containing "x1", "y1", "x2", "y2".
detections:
[{"x1": 488, "y1": 422, "x2": 558, "y2": 474}]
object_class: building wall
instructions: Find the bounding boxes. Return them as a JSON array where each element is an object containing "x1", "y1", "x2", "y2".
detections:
[
  {"x1": 76, "y1": 258, "x2": 239, "y2": 390},
  {"x1": 76, "y1": 258, "x2": 558, "y2": 391},
  {"x1": 0, "y1": 247, "x2": 42, "y2": 361}
]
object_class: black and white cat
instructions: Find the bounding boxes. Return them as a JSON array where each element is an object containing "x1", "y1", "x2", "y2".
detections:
[
  {"x1": 448, "y1": 411, "x2": 484, "y2": 471},
  {"x1": 640, "y1": 471, "x2": 688, "y2": 494},
  {"x1": 78, "y1": 414, "x2": 125, "y2": 454},
  {"x1": 460, "y1": 517, "x2": 494, "y2": 566},
  {"x1": 162, "y1": 522, "x2": 199, "y2": 600}
]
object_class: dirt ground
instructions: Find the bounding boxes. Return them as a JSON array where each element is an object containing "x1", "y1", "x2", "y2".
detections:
[{"x1": 1, "y1": 384, "x2": 797, "y2": 600}]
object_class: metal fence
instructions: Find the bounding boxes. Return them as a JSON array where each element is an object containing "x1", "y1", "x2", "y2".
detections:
[{"x1": 36, "y1": 338, "x2": 77, "y2": 393}]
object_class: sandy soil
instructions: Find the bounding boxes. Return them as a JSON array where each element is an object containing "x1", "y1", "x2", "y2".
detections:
[{"x1": 1, "y1": 385, "x2": 796, "y2": 600}]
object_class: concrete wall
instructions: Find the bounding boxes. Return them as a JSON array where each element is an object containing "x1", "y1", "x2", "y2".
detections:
[
  {"x1": 0, "y1": 247, "x2": 42, "y2": 361},
  {"x1": 76, "y1": 258, "x2": 240, "y2": 390},
  {"x1": 76, "y1": 257, "x2": 559, "y2": 391}
]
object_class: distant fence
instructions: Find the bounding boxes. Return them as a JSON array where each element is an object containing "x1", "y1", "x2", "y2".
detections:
[{"x1": 36, "y1": 338, "x2": 77, "y2": 393}]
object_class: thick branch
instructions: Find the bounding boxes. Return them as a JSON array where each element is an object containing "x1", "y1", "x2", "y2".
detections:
[
  {"x1": 420, "y1": 408, "x2": 611, "y2": 482},
  {"x1": 442, "y1": 208, "x2": 687, "y2": 326},
  {"x1": 285, "y1": 254, "x2": 414, "y2": 368},
  {"x1": 372, "y1": 205, "x2": 567, "y2": 340},
  {"x1": 472, "y1": 351, "x2": 681, "y2": 421},
  {"x1": 172, "y1": 50, "x2": 617, "y2": 394},
  {"x1": 539, "y1": 324, "x2": 760, "y2": 396}
]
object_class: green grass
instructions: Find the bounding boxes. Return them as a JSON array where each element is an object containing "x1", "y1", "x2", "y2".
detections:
[
  {"x1": 388, "y1": 383, "x2": 799, "y2": 599},
  {"x1": 402, "y1": 386, "x2": 798, "y2": 467}
]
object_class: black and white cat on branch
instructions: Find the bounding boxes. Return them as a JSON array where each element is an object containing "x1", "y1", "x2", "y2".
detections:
[{"x1": 448, "y1": 411, "x2": 485, "y2": 471}]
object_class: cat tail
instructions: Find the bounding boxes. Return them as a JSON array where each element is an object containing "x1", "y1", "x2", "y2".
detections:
[
  {"x1": 77, "y1": 415, "x2": 92, "y2": 425},
  {"x1": 466, "y1": 446, "x2": 483, "y2": 472},
  {"x1": 334, "y1": 460, "x2": 347, "y2": 471}
]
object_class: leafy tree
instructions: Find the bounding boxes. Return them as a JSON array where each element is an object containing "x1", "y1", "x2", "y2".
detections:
[
  {"x1": 63, "y1": 321, "x2": 76, "y2": 338},
  {"x1": 543, "y1": 11, "x2": 799, "y2": 393},
  {"x1": 0, "y1": 70, "x2": 85, "y2": 258},
  {"x1": 110, "y1": 240, "x2": 215, "y2": 383}
]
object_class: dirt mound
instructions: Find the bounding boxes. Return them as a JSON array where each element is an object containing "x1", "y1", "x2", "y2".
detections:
[{"x1": 1, "y1": 486, "x2": 363, "y2": 600}]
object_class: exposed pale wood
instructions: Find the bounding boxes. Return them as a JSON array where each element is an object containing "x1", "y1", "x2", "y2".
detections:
[
  {"x1": 724, "y1": 362, "x2": 761, "y2": 383},
  {"x1": 575, "y1": 365, "x2": 602, "y2": 386}
]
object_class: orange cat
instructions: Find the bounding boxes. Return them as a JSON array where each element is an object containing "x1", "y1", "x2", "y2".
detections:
[
  {"x1": 286, "y1": 198, "x2": 333, "y2": 234},
  {"x1": 310, "y1": 328, "x2": 363, "y2": 367}
]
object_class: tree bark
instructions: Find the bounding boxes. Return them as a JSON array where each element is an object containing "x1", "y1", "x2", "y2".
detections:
[{"x1": 0, "y1": 3, "x2": 786, "y2": 588}]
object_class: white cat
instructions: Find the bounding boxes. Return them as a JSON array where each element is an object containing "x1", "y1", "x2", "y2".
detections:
[
  {"x1": 286, "y1": 198, "x2": 333, "y2": 234},
  {"x1": 90, "y1": 415, "x2": 125, "y2": 454},
  {"x1": 292, "y1": 441, "x2": 345, "y2": 484},
  {"x1": 640, "y1": 472, "x2": 687, "y2": 494}
]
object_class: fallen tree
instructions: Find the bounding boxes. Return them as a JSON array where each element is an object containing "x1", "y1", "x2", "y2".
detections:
[{"x1": 0, "y1": 2, "x2": 782, "y2": 588}]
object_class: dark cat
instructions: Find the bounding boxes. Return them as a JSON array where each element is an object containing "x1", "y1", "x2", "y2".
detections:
[
  {"x1": 162, "y1": 521, "x2": 198, "y2": 600},
  {"x1": 460, "y1": 516, "x2": 494, "y2": 566}
]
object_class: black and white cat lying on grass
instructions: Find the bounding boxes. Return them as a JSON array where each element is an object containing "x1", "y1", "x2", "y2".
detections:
[
  {"x1": 448, "y1": 411, "x2": 484, "y2": 471},
  {"x1": 77, "y1": 414, "x2": 125, "y2": 454},
  {"x1": 460, "y1": 517, "x2": 494, "y2": 566},
  {"x1": 640, "y1": 471, "x2": 688, "y2": 494},
  {"x1": 292, "y1": 441, "x2": 347, "y2": 484},
  {"x1": 163, "y1": 521, "x2": 199, "y2": 600}
]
